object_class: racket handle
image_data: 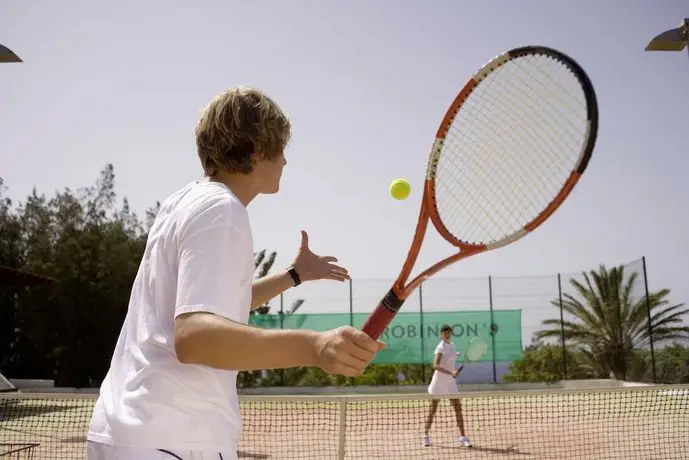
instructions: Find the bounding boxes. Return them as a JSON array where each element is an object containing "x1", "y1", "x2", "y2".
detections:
[{"x1": 361, "y1": 289, "x2": 404, "y2": 339}]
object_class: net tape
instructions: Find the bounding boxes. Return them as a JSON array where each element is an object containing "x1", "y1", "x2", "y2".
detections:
[{"x1": 2, "y1": 385, "x2": 688, "y2": 459}]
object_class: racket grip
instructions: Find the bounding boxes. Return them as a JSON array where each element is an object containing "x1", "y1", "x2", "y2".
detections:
[{"x1": 361, "y1": 289, "x2": 404, "y2": 340}]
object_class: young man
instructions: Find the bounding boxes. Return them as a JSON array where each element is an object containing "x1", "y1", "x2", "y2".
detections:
[
  {"x1": 86, "y1": 86, "x2": 385, "y2": 460},
  {"x1": 423, "y1": 324, "x2": 471, "y2": 448}
]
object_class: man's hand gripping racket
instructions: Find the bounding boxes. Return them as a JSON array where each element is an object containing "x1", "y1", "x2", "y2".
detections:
[{"x1": 361, "y1": 46, "x2": 599, "y2": 340}]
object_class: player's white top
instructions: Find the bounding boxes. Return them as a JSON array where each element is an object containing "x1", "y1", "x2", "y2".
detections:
[
  {"x1": 432, "y1": 341, "x2": 457, "y2": 381},
  {"x1": 87, "y1": 180, "x2": 254, "y2": 454}
]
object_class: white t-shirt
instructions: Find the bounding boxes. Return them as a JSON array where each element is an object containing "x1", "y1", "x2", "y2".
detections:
[
  {"x1": 432, "y1": 341, "x2": 457, "y2": 381},
  {"x1": 87, "y1": 180, "x2": 254, "y2": 454}
]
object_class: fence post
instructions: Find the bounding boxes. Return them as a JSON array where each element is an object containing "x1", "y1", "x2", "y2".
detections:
[
  {"x1": 348, "y1": 278, "x2": 354, "y2": 327},
  {"x1": 488, "y1": 276, "x2": 497, "y2": 384},
  {"x1": 612, "y1": 267, "x2": 625, "y2": 381},
  {"x1": 642, "y1": 257, "x2": 657, "y2": 383},
  {"x1": 348, "y1": 279, "x2": 355, "y2": 387},
  {"x1": 337, "y1": 399, "x2": 347, "y2": 460},
  {"x1": 279, "y1": 293, "x2": 284, "y2": 327},
  {"x1": 557, "y1": 273, "x2": 568, "y2": 379},
  {"x1": 279, "y1": 293, "x2": 285, "y2": 386},
  {"x1": 419, "y1": 284, "x2": 425, "y2": 383}
]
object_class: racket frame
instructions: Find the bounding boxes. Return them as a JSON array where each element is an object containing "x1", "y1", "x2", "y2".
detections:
[{"x1": 362, "y1": 46, "x2": 598, "y2": 339}]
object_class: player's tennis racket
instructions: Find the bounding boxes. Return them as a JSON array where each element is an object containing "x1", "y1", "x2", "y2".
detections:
[
  {"x1": 456, "y1": 338, "x2": 489, "y2": 374},
  {"x1": 361, "y1": 46, "x2": 598, "y2": 339}
]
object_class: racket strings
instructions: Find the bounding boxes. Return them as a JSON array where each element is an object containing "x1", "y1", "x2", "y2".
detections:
[
  {"x1": 439, "y1": 91, "x2": 562, "y2": 239},
  {"x1": 436, "y1": 79, "x2": 534, "y2": 233},
  {"x1": 450, "y1": 80, "x2": 549, "y2": 227},
  {"x1": 464, "y1": 339, "x2": 489, "y2": 361},
  {"x1": 463, "y1": 74, "x2": 574, "y2": 204},
  {"x1": 434, "y1": 54, "x2": 590, "y2": 246},
  {"x1": 456, "y1": 65, "x2": 581, "y2": 208}
]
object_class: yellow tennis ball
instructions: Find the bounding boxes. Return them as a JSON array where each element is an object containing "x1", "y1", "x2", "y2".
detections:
[
  {"x1": 475, "y1": 423, "x2": 480, "y2": 432},
  {"x1": 389, "y1": 178, "x2": 411, "y2": 200}
]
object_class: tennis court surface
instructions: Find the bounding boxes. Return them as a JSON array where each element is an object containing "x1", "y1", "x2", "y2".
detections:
[{"x1": 2, "y1": 384, "x2": 688, "y2": 459}]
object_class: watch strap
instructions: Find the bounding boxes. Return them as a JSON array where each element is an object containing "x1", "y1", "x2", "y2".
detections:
[{"x1": 287, "y1": 266, "x2": 301, "y2": 287}]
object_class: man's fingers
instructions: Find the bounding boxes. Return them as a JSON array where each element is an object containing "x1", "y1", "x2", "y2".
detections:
[
  {"x1": 299, "y1": 230, "x2": 310, "y2": 250},
  {"x1": 325, "y1": 273, "x2": 349, "y2": 282},
  {"x1": 319, "y1": 327, "x2": 387, "y2": 377},
  {"x1": 349, "y1": 328, "x2": 384, "y2": 354},
  {"x1": 336, "y1": 362, "x2": 365, "y2": 377},
  {"x1": 328, "y1": 263, "x2": 349, "y2": 276},
  {"x1": 337, "y1": 351, "x2": 369, "y2": 372},
  {"x1": 345, "y1": 341, "x2": 378, "y2": 363},
  {"x1": 321, "y1": 255, "x2": 338, "y2": 263}
]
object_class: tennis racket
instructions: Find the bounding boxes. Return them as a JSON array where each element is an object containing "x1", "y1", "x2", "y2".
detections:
[
  {"x1": 456, "y1": 338, "x2": 489, "y2": 374},
  {"x1": 361, "y1": 46, "x2": 598, "y2": 339}
]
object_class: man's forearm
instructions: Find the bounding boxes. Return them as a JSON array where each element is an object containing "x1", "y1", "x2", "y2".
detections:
[
  {"x1": 175, "y1": 312, "x2": 318, "y2": 371},
  {"x1": 251, "y1": 271, "x2": 294, "y2": 309}
]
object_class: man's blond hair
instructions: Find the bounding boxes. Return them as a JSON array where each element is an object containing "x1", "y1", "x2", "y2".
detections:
[{"x1": 195, "y1": 86, "x2": 291, "y2": 175}]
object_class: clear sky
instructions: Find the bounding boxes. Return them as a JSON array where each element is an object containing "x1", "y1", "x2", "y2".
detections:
[{"x1": 2, "y1": 1, "x2": 688, "y2": 345}]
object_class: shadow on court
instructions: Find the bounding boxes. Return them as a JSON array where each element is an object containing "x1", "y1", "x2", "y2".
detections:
[
  {"x1": 471, "y1": 445, "x2": 530, "y2": 456},
  {"x1": 238, "y1": 450, "x2": 269, "y2": 459},
  {"x1": 63, "y1": 435, "x2": 87, "y2": 443},
  {"x1": 432, "y1": 443, "x2": 530, "y2": 457}
]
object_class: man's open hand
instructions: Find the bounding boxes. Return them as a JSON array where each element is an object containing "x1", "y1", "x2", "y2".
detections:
[{"x1": 292, "y1": 231, "x2": 349, "y2": 283}]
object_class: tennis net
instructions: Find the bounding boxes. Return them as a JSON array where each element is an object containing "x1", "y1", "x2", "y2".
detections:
[{"x1": 1, "y1": 385, "x2": 688, "y2": 459}]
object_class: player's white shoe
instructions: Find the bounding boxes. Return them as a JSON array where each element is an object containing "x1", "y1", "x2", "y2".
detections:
[
  {"x1": 459, "y1": 436, "x2": 472, "y2": 447},
  {"x1": 423, "y1": 434, "x2": 431, "y2": 447}
]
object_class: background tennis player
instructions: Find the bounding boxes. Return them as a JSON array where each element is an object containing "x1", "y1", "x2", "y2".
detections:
[{"x1": 423, "y1": 324, "x2": 471, "y2": 448}]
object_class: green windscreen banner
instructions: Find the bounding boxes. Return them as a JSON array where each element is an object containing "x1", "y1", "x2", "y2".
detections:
[{"x1": 249, "y1": 310, "x2": 523, "y2": 364}]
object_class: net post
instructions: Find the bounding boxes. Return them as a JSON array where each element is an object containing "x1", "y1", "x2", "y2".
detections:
[
  {"x1": 279, "y1": 293, "x2": 284, "y2": 327},
  {"x1": 488, "y1": 275, "x2": 497, "y2": 384},
  {"x1": 348, "y1": 279, "x2": 355, "y2": 387},
  {"x1": 557, "y1": 273, "x2": 568, "y2": 378},
  {"x1": 337, "y1": 399, "x2": 347, "y2": 459},
  {"x1": 279, "y1": 293, "x2": 285, "y2": 387},
  {"x1": 642, "y1": 256, "x2": 657, "y2": 383},
  {"x1": 419, "y1": 284, "x2": 425, "y2": 383},
  {"x1": 613, "y1": 266, "x2": 626, "y2": 380},
  {"x1": 348, "y1": 278, "x2": 353, "y2": 327}
]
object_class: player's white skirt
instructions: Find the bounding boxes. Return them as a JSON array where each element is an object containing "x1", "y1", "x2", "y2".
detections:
[{"x1": 427, "y1": 374, "x2": 458, "y2": 395}]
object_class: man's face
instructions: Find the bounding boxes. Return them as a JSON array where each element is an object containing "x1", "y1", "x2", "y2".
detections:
[
  {"x1": 440, "y1": 330, "x2": 452, "y2": 342},
  {"x1": 253, "y1": 151, "x2": 286, "y2": 194}
]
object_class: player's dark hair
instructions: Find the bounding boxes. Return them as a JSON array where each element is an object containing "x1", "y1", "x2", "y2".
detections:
[{"x1": 440, "y1": 324, "x2": 452, "y2": 333}]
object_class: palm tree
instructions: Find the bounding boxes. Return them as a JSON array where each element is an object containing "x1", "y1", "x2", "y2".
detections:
[
  {"x1": 254, "y1": 249, "x2": 276, "y2": 279},
  {"x1": 535, "y1": 264, "x2": 689, "y2": 380},
  {"x1": 239, "y1": 250, "x2": 305, "y2": 388},
  {"x1": 250, "y1": 249, "x2": 304, "y2": 316}
]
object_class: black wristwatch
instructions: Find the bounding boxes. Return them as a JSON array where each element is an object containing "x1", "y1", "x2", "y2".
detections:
[{"x1": 286, "y1": 265, "x2": 301, "y2": 287}]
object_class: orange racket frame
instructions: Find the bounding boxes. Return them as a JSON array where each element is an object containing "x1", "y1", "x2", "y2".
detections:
[{"x1": 361, "y1": 46, "x2": 598, "y2": 340}]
